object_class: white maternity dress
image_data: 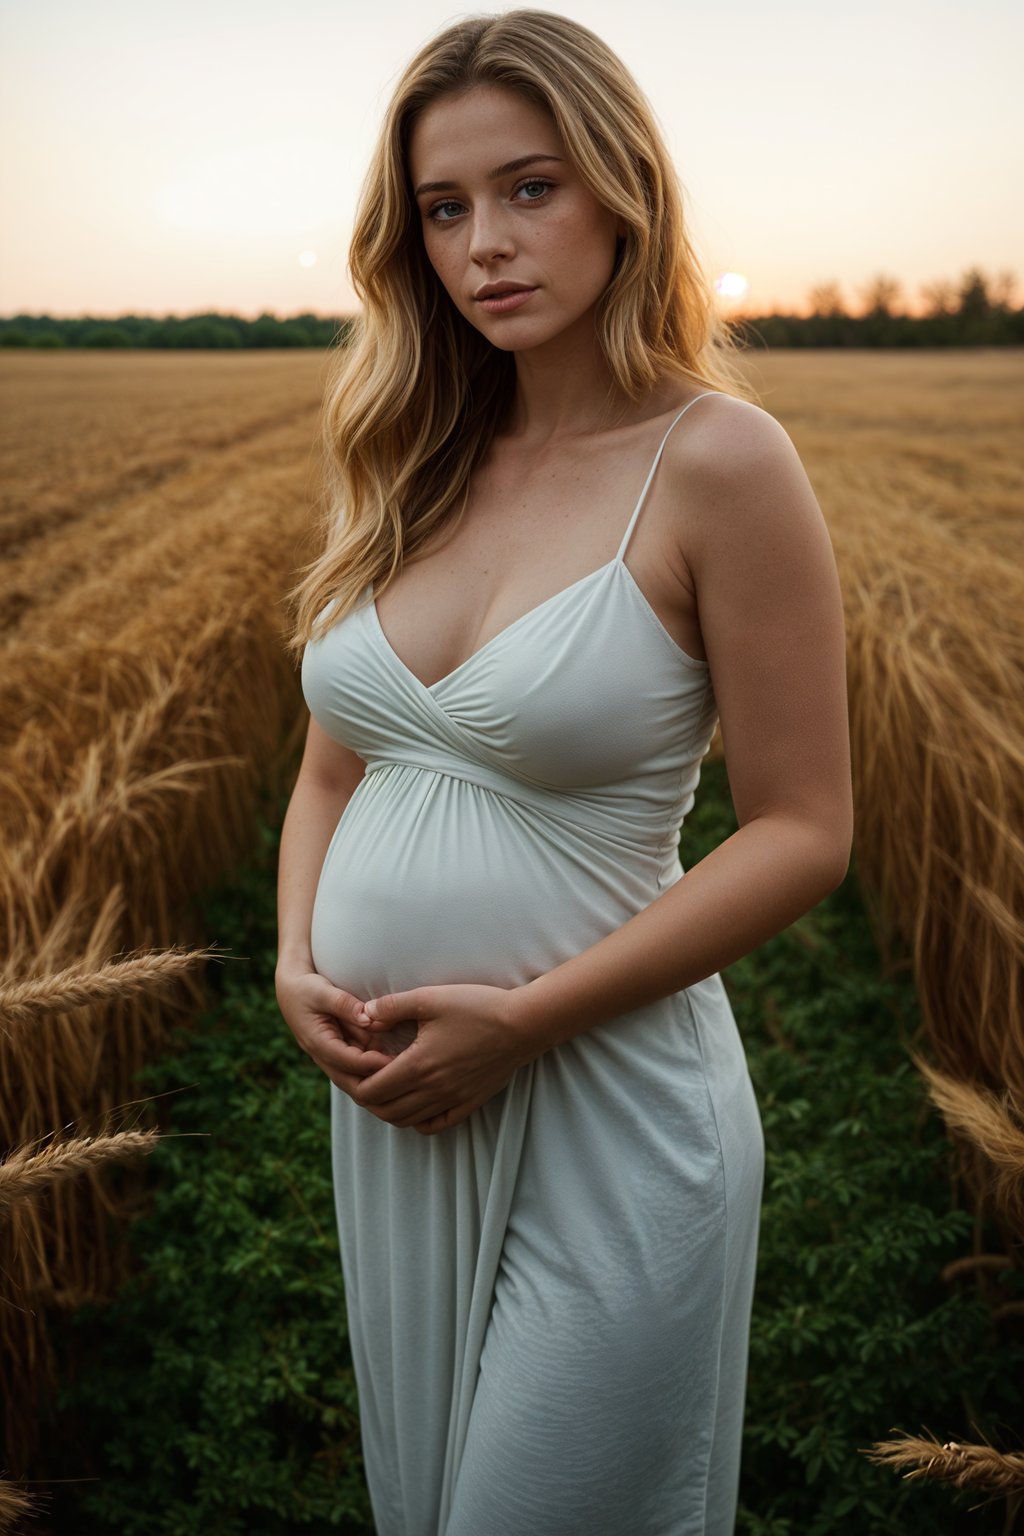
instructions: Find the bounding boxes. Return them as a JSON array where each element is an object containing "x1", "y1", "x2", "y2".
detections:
[{"x1": 300, "y1": 391, "x2": 765, "y2": 1536}]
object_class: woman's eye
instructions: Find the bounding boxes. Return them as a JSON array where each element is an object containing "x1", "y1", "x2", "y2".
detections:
[
  {"x1": 425, "y1": 178, "x2": 554, "y2": 223},
  {"x1": 516, "y1": 178, "x2": 554, "y2": 201},
  {"x1": 427, "y1": 200, "x2": 463, "y2": 223}
]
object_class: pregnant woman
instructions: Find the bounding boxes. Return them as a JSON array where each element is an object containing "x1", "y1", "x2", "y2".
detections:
[{"x1": 276, "y1": 10, "x2": 853, "y2": 1534}]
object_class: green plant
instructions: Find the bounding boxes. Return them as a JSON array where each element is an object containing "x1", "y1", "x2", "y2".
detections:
[
  {"x1": 45, "y1": 816, "x2": 373, "y2": 1535},
  {"x1": 683, "y1": 761, "x2": 1024, "y2": 1534},
  {"x1": 41, "y1": 767, "x2": 1024, "y2": 1534}
]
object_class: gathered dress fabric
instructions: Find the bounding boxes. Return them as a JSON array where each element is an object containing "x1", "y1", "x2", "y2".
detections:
[{"x1": 300, "y1": 391, "x2": 765, "y2": 1535}]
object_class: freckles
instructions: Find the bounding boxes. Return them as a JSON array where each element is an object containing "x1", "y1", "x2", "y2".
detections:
[{"x1": 424, "y1": 242, "x2": 457, "y2": 293}]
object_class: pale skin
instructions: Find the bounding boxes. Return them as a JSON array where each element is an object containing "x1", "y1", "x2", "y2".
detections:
[{"x1": 276, "y1": 83, "x2": 854, "y2": 1135}]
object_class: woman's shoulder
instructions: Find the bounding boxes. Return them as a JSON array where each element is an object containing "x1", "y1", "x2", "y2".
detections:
[
  {"x1": 659, "y1": 390, "x2": 826, "y2": 562},
  {"x1": 664, "y1": 389, "x2": 789, "y2": 470}
]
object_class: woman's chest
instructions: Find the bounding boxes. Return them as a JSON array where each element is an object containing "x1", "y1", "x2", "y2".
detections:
[
  {"x1": 374, "y1": 448, "x2": 706, "y2": 690},
  {"x1": 303, "y1": 564, "x2": 713, "y2": 794}
]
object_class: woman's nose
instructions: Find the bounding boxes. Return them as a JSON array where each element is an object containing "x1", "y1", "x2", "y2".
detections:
[{"x1": 467, "y1": 205, "x2": 516, "y2": 264}]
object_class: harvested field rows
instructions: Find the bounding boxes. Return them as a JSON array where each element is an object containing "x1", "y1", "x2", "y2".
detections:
[{"x1": 1, "y1": 346, "x2": 1022, "y2": 1500}]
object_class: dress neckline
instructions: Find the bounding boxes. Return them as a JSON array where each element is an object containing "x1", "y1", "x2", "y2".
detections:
[
  {"x1": 369, "y1": 555, "x2": 708, "y2": 695},
  {"x1": 369, "y1": 390, "x2": 720, "y2": 695}
]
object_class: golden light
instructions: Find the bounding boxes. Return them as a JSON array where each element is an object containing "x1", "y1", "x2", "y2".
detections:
[
  {"x1": 715, "y1": 272, "x2": 749, "y2": 303},
  {"x1": 298, "y1": 250, "x2": 317, "y2": 268}
]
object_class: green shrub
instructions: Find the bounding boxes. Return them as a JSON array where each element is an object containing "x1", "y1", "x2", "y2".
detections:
[
  {"x1": 165, "y1": 318, "x2": 243, "y2": 349},
  {"x1": 78, "y1": 324, "x2": 132, "y2": 348},
  {"x1": 46, "y1": 819, "x2": 373, "y2": 1535},
  {"x1": 42, "y1": 765, "x2": 1024, "y2": 1534},
  {"x1": 683, "y1": 763, "x2": 1024, "y2": 1534}
]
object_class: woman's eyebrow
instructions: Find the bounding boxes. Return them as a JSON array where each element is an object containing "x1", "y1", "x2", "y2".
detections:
[{"x1": 414, "y1": 153, "x2": 564, "y2": 197}]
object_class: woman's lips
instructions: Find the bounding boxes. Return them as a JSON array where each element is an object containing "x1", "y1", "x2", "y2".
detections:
[{"x1": 476, "y1": 288, "x2": 537, "y2": 313}]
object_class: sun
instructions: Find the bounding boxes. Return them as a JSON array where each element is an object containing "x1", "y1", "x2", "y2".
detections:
[{"x1": 715, "y1": 272, "x2": 749, "y2": 303}]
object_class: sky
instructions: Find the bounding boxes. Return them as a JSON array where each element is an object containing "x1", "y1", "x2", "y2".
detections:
[{"x1": 0, "y1": 0, "x2": 1019, "y2": 320}]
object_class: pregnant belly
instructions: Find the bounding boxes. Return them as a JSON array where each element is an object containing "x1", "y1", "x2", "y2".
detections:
[{"x1": 309, "y1": 763, "x2": 651, "y2": 1002}]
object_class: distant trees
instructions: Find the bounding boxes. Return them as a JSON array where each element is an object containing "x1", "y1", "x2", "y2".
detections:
[
  {"x1": 0, "y1": 311, "x2": 353, "y2": 350},
  {"x1": 79, "y1": 324, "x2": 132, "y2": 348},
  {"x1": 859, "y1": 274, "x2": 905, "y2": 319},
  {"x1": 989, "y1": 269, "x2": 1019, "y2": 310},
  {"x1": 807, "y1": 283, "x2": 845, "y2": 318},
  {"x1": 166, "y1": 318, "x2": 242, "y2": 349},
  {"x1": 0, "y1": 270, "x2": 1020, "y2": 350},
  {"x1": 920, "y1": 279, "x2": 958, "y2": 318},
  {"x1": 734, "y1": 264, "x2": 1023, "y2": 349},
  {"x1": 806, "y1": 265, "x2": 1018, "y2": 324},
  {"x1": 956, "y1": 265, "x2": 1019, "y2": 319}
]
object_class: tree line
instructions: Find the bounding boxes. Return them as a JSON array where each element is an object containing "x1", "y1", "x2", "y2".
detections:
[
  {"x1": 738, "y1": 265, "x2": 1022, "y2": 349},
  {"x1": 0, "y1": 265, "x2": 1019, "y2": 350}
]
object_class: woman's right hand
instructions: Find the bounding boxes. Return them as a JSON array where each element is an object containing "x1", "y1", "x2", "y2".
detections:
[{"x1": 275, "y1": 964, "x2": 397, "y2": 1098}]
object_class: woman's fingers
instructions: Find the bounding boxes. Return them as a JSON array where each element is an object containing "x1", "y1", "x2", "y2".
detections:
[
  {"x1": 314, "y1": 1028, "x2": 394, "y2": 1079},
  {"x1": 330, "y1": 1068, "x2": 371, "y2": 1098},
  {"x1": 329, "y1": 1070, "x2": 450, "y2": 1125},
  {"x1": 363, "y1": 1085, "x2": 470, "y2": 1127},
  {"x1": 329, "y1": 981, "x2": 375, "y2": 1031},
  {"x1": 353, "y1": 1057, "x2": 418, "y2": 1105},
  {"x1": 363, "y1": 988, "x2": 432, "y2": 1026},
  {"x1": 413, "y1": 1101, "x2": 478, "y2": 1135},
  {"x1": 279, "y1": 970, "x2": 373, "y2": 1053}
]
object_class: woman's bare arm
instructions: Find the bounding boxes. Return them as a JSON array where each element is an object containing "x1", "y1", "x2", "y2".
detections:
[
  {"x1": 276, "y1": 715, "x2": 366, "y2": 973},
  {"x1": 275, "y1": 716, "x2": 396, "y2": 1087}
]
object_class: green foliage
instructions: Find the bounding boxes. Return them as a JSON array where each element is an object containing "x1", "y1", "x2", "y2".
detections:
[
  {"x1": 683, "y1": 760, "x2": 1024, "y2": 1534},
  {"x1": 0, "y1": 311, "x2": 354, "y2": 350},
  {"x1": 248, "y1": 315, "x2": 316, "y2": 348},
  {"x1": 43, "y1": 768, "x2": 1024, "y2": 1534},
  {"x1": 78, "y1": 323, "x2": 132, "y2": 347},
  {"x1": 164, "y1": 317, "x2": 243, "y2": 349},
  {"x1": 46, "y1": 813, "x2": 373, "y2": 1535},
  {"x1": 1, "y1": 272, "x2": 1022, "y2": 351}
]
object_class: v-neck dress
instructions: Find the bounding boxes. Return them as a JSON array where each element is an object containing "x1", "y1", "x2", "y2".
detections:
[{"x1": 300, "y1": 391, "x2": 765, "y2": 1536}]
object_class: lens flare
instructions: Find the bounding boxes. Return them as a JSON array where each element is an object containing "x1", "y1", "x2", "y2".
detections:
[{"x1": 715, "y1": 272, "x2": 749, "y2": 302}]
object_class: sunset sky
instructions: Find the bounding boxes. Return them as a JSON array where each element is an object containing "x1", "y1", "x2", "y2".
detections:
[{"x1": 1, "y1": 0, "x2": 1019, "y2": 320}]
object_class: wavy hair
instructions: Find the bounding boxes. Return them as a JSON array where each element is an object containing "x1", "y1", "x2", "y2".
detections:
[{"x1": 284, "y1": 7, "x2": 760, "y2": 660}]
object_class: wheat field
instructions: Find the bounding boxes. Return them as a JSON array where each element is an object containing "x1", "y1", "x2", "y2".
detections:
[{"x1": 0, "y1": 345, "x2": 1021, "y2": 1519}]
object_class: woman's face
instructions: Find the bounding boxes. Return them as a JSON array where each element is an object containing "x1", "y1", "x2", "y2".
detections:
[{"x1": 407, "y1": 84, "x2": 625, "y2": 352}]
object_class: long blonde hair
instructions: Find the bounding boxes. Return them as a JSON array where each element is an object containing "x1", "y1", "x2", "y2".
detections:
[{"x1": 284, "y1": 7, "x2": 760, "y2": 660}]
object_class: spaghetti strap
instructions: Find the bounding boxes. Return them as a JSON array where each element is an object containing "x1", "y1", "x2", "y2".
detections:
[{"x1": 616, "y1": 391, "x2": 720, "y2": 562}]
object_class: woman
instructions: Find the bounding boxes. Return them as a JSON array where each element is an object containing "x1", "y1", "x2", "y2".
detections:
[{"x1": 276, "y1": 9, "x2": 853, "y2": 1534}]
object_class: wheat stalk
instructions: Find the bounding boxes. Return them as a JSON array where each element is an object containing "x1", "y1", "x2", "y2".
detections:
[
  {"x1": 0, "y1": 944, "x2": 224, "y2": 1026},
  {"x1": 0, "y1": 1477, "x2": 37, "y2": 1532},
  {"x1": 863, "y1": 1429, "x2": 1024, "y2": 1492},
  {"x1": 0, "y1": 1130, "x2": 161, "y2": 1210},
  {"x1": 913, "y1": 1053, "x2": 1024, "y2": 1226}
]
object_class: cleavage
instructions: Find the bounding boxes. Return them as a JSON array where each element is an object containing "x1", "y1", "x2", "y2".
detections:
[{"x1": 375, "y1": 547, "x2": 618, "y2": 690}]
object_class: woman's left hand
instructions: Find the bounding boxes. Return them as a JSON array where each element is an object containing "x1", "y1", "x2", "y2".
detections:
[{"x1": 351, "y1": 983, "x2": 536, "y2": 1135}]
